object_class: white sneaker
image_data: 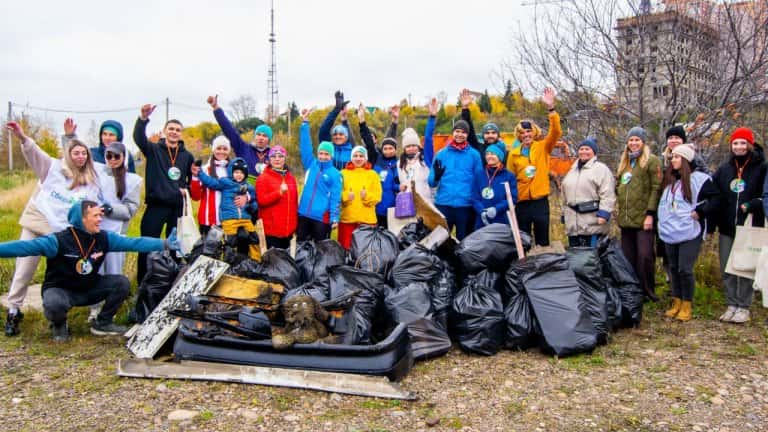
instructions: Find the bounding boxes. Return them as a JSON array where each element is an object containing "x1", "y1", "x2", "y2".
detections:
[
  {"x1": 730, "y1": 308, "x2": 751, "y2": 324},
  {"x1": 719, "y1": 306, "x2": 737, "y2": 322}
]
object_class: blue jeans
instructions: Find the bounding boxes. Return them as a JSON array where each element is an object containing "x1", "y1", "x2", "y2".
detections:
[{"x1": 436, "y1": 205, "x2": 475, "y2": 241}]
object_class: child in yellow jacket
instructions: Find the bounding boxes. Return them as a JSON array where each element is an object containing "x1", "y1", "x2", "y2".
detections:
[{"x1": 339, "y1": 146, "x2": 382, "y2": 249}]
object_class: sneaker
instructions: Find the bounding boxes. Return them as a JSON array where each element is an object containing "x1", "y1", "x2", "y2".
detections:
[
  {"x1": 90, "y1": 320, "x2": 129, "y2": 336},
  {"x1": 88, "y1": 307, "x2": 100, "y2": 324},
  {"x1": 719, "y1": 306, "x2": 737, "y2": 322},
  {"x1": 729, "y1": 308, "x2": 751, "y2": 324},
  {"x1": 4, "y1": 311, "x2": 24, "y2": 337},
  {"x1": 51, "y1": 322, "x2": 70, "y2": 342}
]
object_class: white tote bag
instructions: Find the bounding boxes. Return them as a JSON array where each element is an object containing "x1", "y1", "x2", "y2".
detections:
[
  {"x1": 176, "y1": 189, "x2": 201, "y2": 256},
  {"x1": 725, "y1": 215, "x2": 768, "y2": 279},
  {"x1": 753, "y1": 244, "x2": 768, "y2": 307}
]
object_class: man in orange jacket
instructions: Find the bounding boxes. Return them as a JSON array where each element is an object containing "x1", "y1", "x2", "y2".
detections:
[{"x1": 506, "y1": 87, "x2": 562, "y2": 246}]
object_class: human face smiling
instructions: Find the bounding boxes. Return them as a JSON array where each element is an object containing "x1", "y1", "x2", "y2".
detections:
[
  {"x1": 452, "y1": 128, "x2": 468, "y2": 143},
  {"x1": 105, "y1": 151, "x2": 124, "y2": 169},
  {"x1": 101, "y1": 130, "x2": 118, "y2": 146},
  {"x1": 69, "y1": 145, "x2": 89, "y2": 168},
  {"x1": 351, "y1": 151, "x2": 367, "y2": 167},
  {"x1": 627, "y1": 136, "x2": 644, "y2": 153},
  {"x1": 731, "y1": 138, "x2": 749, "y2": 156},
  {"x1": 213, "y1": 145, "x2": 230, "y2": 161}
]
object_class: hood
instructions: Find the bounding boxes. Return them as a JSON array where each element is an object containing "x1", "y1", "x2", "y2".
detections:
[
  {"x1": 67, "y1": 202, "x2": 86, "y2": 231},
  {"x1": 228, "y1": 157, "x2": 249, "y2": 181},
  {"x1": 99, "y1": 120, "x2": 124, "y2": 147}
]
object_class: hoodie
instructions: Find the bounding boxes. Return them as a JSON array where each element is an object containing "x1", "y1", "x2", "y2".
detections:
[
  {"x1": 89, "y1": 120, "x2": 137, "y2": 173},
  {"x1": 195, "y1": 157, "x2": 257, "y2": 221}
]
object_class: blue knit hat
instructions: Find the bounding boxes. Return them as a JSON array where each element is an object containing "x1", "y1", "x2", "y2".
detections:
[
  {"x1": 578, "y1": 137, "x2": 598, "y2": 155},
  {"x1": 331, "y1": 124, "x2": 349, "y2": 137},
  {"x1": 254, "y1": 124, "x2": 273, "y2": 141},
  {"x1": 485, "y1": 144, "x2": 505, "y2": 162},
  {"x1": 482, "y1": 123, "x2": 500, "y2": 134}
]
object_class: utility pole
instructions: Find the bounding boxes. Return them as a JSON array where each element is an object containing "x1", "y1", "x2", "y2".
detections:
[
  {"x1": 7, "y1": 101, "x2": 12, "y2": 171},
  {"x1": 165, "y1": 97, "x2": 170, "y2": 124},
  {"x1": 287, "y1": 104, "x2": 292, "y2": 141},
  {"x1": 267, "y1": 0, "x2": 278, "y2": 123}
]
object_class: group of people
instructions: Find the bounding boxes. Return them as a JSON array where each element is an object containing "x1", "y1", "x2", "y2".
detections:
[{"x1": 1, "y1": 87, "x2": 765, "y2": 341}]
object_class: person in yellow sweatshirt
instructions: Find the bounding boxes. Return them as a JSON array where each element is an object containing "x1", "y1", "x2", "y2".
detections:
[
  {"x1": 506, "y1": 87, "x2": 562, "y2": 246},
  {"x1": 339, "y1": 146, "x2": 382, "y2": 249}
]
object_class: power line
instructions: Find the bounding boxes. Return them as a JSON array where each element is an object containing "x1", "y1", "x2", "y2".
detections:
[{"x1": 11, "y1": 101, "x2": 165, "y2": 115}]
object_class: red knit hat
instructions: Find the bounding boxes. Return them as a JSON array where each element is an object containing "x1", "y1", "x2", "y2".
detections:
[{"x1": 730, "y1": 127, "x2": 754, "y2": 145}]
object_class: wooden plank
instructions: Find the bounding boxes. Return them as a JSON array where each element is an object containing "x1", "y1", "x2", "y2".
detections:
[
  {"x1": 255, "y1": 219, "x2": 267, "y2": 256},
  {"x1": 418, "y1": 226, "x2": 449, "y2": 250},
  {"x1": 210, "y1": 274, "x2": 284, "y2": 304},
  {"x1": 117, "y1": 359, "x2": 417, "y2": 400},
  {"x1": 126, "y1": 256, "x2": 229, "y2": 359}
]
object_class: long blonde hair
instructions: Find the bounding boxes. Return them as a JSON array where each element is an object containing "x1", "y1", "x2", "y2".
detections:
[
  {"x1": 616, "y1": 142, "x2": 650, "y2": 175},
  {"x1": 62, "y1": 139, "x2": 98, "y2": 190}
]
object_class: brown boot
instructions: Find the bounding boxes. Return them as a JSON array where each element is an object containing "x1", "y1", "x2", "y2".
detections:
[
  {"x1": 665, "y1": 297, "x2": 682, "y2": 318},
  {"x1": 676, "y1": 301, "x2": 693, "y2": 321}
]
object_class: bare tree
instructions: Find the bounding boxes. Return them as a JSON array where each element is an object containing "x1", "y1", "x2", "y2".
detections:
[{"x1": 227, "y1": 94, "x2": 258, "y2": 124}]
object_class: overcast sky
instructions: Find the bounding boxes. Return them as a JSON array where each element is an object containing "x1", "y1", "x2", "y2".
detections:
[{"x1": 2, "y1": 0, "x2": 534, "y2": 146}]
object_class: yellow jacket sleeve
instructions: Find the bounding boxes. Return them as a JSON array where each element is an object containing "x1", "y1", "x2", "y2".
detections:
[{"x1": 541, "y1": 111, "x2": 562, "y2": 154}]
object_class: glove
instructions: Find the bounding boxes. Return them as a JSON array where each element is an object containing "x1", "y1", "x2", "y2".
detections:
[
  {"x1": 166, "y1": 228, "x2": 180, "y2": 251},
  {"x1": 334, "y1": 90, "x2": 349, "y2": 111},
  {"x1": 480, "y1": 211, "x2": 491, "y2": 226},
  {"x1": 101, "y1": 203, "x2": 113, "y2": 216},
  {"x1": 485, "y1": 207, "x2": 497, "y2": 220},
  {"x1": 433, "y1": 159, "x2": 445, "y2": 183},
  {"x1": 393, "y1": 172, "x2": 400, "y2": 185}
]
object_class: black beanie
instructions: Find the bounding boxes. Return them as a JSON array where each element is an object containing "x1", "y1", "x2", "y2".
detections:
[
  {"x1": 666, "y1": 125, "x2": 687, "y2": 142},
  {"x1": 231, "y1": 158, "x2": 249, "y2": 178},
  {"x1": 453, "y1": 120, "x2": 470, "y2": 132}
]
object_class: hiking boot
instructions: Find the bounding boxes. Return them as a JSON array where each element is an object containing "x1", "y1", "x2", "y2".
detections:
[
  {"x1": 664, "y1": 298, "x2": 682, "y2": 318},
  {"x1": 675, "y1": 301, "x2": 693, "y2": 322},
  {"x1": 719, "y1": 306, "x2": 737, "y2": 322},
  {"x1": 90, "y1": 320, "x2": 129, "y2": 336},
  {"x1": 51, "y1": 322, "x2": 70, "y2": 343},
  {"x1": 729, "y1": 308, "x2": 750, "y2": 324},
  {"x1": 4, "y1": 310, "x2": 24, "y2": 337}
]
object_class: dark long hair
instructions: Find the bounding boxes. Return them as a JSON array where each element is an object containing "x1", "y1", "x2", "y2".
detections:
[
  {"x1": 660, "y1": 157, "x2": 693, "y2": 203},
  {"x1": 399, "y1": 150, "x2": 424, "y2": 170},
  {"x1": 113, "y1": 164, "x2": 127, "y2": 199}
]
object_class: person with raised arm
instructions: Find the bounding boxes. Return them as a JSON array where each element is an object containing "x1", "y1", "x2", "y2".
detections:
[
  {"x1": 318, "y1": 90, "x2": 356, "y2": 171},
  {"x1": 358, "y1": 103, "x2": 399, "y2": 227}
]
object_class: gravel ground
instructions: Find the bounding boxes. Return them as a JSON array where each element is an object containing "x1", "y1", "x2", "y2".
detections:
[{"x1": 1, "y1": 305, "x2": 766, "y2": 432}]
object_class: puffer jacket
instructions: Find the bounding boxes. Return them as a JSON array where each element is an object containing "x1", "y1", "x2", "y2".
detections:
[
  {"x1": 341, "y1": 163, "x2": 382, "y2": 224},
  {"x1": 506, "y1": 111, "x2": 562, "y2": 201},
  {"x1": 195, "y1": 157, "x2": 256, "y2": 222},
  {"x1": 711, "y1": 146, "x2": 766, "y2": 237},
  {"x1": 472, "y1": 165, "x2": 518, "y2": 227},
  {"x1": 616, "y1": 154, "x2": 662, "y2": 228},
  {"x1": 298, "y1": 122, "x2": 342, "y2": 224},
  {"x1": 428, "y1": 142, "x2": 484, "y2": 207},
  {"x1": 561, "y1": 157, "x2": 616, "y2": 237},
  {"x1": 256, "y1": 166, "x2": 299, "y2": 238}
]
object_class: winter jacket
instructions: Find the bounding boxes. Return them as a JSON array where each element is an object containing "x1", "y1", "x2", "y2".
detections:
[
  {"x1": 299, "y1": 121, "x2": 342, "y2": 224},
  {"x1": 616, "y1": 153, "x2": 663, "y2": 229},
  {"x1": 399, "y1": 115, "x2": 435, "y2": 202},
  {"x1": 360, "y1": 121, "x2": 399, "y2": 216},
  {"x1": 195, "y1": 158, "x2": 256, "y2": 222},
  {"x1": 506, "y1": 111, "x2": 562, "y2": 201},
  {"x1": 85, "y1": 120, "x2": 136, "y2": 173},
  {"x1": 133, "y1": 118, "x2": 194, "y2": 207},
  {"x1": 472, "y1": 165, "x2": 518, "y2": 227},
  {"x1": 0, "y1": 203, "x2": 166, "y2": 292},
  {"x1": 341, "y1": 164, "x2": 382, "y2": 224},
  {"x1": 428, "y1": 143, "x2": 484, "y2": 208},
  {"x1": 256, "y1": 166, "x2": 299, "y2": 238},
  {"x1": 213, "y1": 108, "x2": 270, "y2": 179},
  {"x1": 561, "y1": 157, "x2": 616, "y2": 237},
  {"x1": 96, "y1": 163, "x2": 142, "y2": 235},
  {"x1": 189, "y1": 159, "x2": 228, "y2": 227},
  {"x1": 318, "y1": 107, "x2": 354, "y2": 171},
  {"x1": 658, "y1": 171, "x2": 718, "y2": 244},
  {"x1": 710, "y1": 147, "x2": 766, "y2": 237}
]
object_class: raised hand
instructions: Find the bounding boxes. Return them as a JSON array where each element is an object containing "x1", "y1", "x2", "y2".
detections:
[
  {"x1": 357, "y1": 103, "x2": 366, "y2": 123},
  {"x1": 207, "y1": 95, "x2": 219, "y2": 110},
  {"x1": 460, "y1": 88, "x2": 473, "y2": 109},
  {"x1": 63, "y1": 118, "x2": 77, "y2": 136},
  {"x1": 300, "y1": 108, "x2": 312, "y2": 122},
  {"x1": 428, "y1": 97, "x2": 439, "y2": 116},
  {"x1": 542, "y1": 87, "x2": 556, "y2": 109},
  {"x1": 5, "y1": 122, "x2": 27, "y2": 141},
  {"x1": 340, "y1": 105, "x2": 350, "y2": 122},
  {"x1": 140, "y1": 104, "x2": 157, "y2": 120},
  {"x1": 390, "y1": 105, "x2": 400, "y2": 122},
  {"x1": 334, "y1": 90, "x2": 349, "y2": 111}
]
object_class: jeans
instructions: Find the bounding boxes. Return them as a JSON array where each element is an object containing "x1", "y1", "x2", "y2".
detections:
[
  {"x1": 435, "y1": 205, "x2": 475, "y2": 241},
  {"x1": 665, "y1": 236, "x2": 702, "y2": 301},
  {"x1": 42, "y1": 275, "x2": 130, "y2": 325},
  {"x1": 718, "y1": 234, "x2": 754, "y2": 308}
]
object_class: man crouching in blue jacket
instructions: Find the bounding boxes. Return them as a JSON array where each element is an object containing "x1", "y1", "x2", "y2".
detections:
[{"x1": 0, "y1": 201, "x2": 180, "y2": 342}]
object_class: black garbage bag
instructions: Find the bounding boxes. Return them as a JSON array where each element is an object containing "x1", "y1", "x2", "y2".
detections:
[
  {"x1": 349, "y1": 225, "x2": 399, "y2": 276},
  {"x1": 283, "y1": 280, "x2": 330, "y2": 303},
  {"x1": 451, "y1": 270, "x2": 505, "y2": 355},
  {"x1": 598, "y1": 239, "x2": 643, "y2": 328},
  {"x1": 501, "y1": 253, "x2": 570, "y2": 303},
  {"x1": 523, "y1": 254, "x2": 598, "y2": 357},
  {"x1": 228, "y1": 249, "x2": 301, "y2": 288},
  {"x1": 605, "y1": 285, "x2": 623, "y2": 330},
  {"x1": 135, "y1": 250, "x2": 181, "y2": 323},
  {"x1": 398, "y1": 220, "x2": 430, "y2": 249},
  {"x1": 432, "y1": 260, "x2": 456, "y2": 315},
  {"x1": 327, "y1": 266, "x2": 388, "y2": 345},
  {"x1": 390, "y1": 244, "x2": 442, "y2": 289},
  {"x1": 385, "y1": 282, "x2": 451, "y2": 360},
  {"x1": 566, "y1": 247, "x2": 610, "y2": 344},
  {"x1": 295, "y1": 239, "x2": 346, "y2": 285},
  {"x1": 504, "y1": 291, "x2": 541, "y2": 350},
  {"x1": 455, "y1": 223, "x2": 531, "y2": 274}
]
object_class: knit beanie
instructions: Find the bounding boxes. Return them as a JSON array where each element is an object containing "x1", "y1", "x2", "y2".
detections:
[
  {"x1": 380, "y1": 137, "x2": 397, "y2": 150},
  {"x1": 453, "y1": 120, "x2": 470, "y2": 133},
  {"x1": 730, "y1": 127, "x2": 755, "y2": 145},
  {"x1": 627, "y1": 126, "x2": 647, "y2": 143},
  {"x1": 268, "y1": 145, "x2": 287, "y2": 158},
  {"x1": 401, "y1": 128, "x2": 421, "y2": 148},
  {"x1": 671, "y1": 143, "x2": 695, "y2": 162},
  {"x1": 318, "y1": 141, "x2": 335, "y2": 158},
  {"x1": 665, "y1": 125, "x2": 687, "y2": 142},
  {"x1": 482, "y1": 123, "x2": 500, "y2": 134},
  {"x1": 331, "y1": 124, "x2": 349, "y2": 137},
  {"x1": 578, "y1": 137, "x2": 598, "y2": 155},
  {"x1": 212, "y1": 135, "x2": 231, "y2": 151},
  {"x1": 230, "y1": 158, "x2": 249, "y2": 177},
  {"x1": 254, "y1": 124, "x2": 273, "y2": 141},
  {"x1": 485, "y1": 144, "x2": 505, "y2": 162},
  {"x1": 351, "y1": 145, "x2": 368, "y2": 159}
]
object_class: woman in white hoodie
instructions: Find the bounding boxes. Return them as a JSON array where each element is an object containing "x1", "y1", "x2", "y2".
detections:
[{"x1": 397, "y1": 98, "x2": 437, "y2": 203}]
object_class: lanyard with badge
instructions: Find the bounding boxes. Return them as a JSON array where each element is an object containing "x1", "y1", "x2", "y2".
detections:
[
  {"x1": 70, "y1": 228, "x2": 96, "y2": 275},
  {"x1": 730, "y1": 156, "x2": 750, "y2": 193},
  {"x1": 668, "y1": 181, "x2": 680, "y2": 212},
  {"x1": 483, "y1": 166, "x2": 501, "y2": 199},
  {"x1": 621, "y1": 159, "x2": 636, "y2": 185},
  {"x1": 166, "y1": 144, "x2": 181, "y2": 180}
]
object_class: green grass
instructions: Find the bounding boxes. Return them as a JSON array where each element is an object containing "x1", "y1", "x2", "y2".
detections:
[{"x1": 0, "y1": 170, "x2": 35, "y2": 191}]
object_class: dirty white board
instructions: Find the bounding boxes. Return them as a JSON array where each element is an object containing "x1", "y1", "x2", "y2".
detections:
[{"x1": 127, "y1": 256, "x2": 229, "y2": 359}]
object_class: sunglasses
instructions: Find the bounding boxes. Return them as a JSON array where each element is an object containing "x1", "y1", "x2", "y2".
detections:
[{"x1": 105, "y1": 153, "x2": 123, "y2": 160}]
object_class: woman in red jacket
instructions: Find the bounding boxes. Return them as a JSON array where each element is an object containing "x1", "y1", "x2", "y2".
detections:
[
  {"x1": 190, "y1": 136, "x2": 231, "y2": 235},
  {"x1": 256, "y1": 145, "x2": 298, "y2": 249}
]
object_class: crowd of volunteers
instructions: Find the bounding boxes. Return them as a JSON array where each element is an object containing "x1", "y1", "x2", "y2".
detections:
[{"x1": 1, "y1": 87, "x2": 766, "y2": 341}]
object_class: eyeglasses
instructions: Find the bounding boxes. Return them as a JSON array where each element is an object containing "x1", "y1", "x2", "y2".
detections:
[{"x1": 105, "y1": 153, "x2": 123, "y2": 160}]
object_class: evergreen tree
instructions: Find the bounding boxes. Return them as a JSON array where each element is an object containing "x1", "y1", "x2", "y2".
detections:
[
  {"x1": 503, "y1": 80, "x2": 514, "y2": 109},
  {"x1": 479, "y1": 90, "x2": 492, "y2": 113}
]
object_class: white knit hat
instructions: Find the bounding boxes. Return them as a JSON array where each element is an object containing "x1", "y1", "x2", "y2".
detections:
[
  {"x1": 401, "y1": 128, "x2": 421, "y2": 148},
  {"x1": 212, "y1": 135, "x2": 231, "y2": 151},
  {"x1": 671, "y1": 143, "x2": 695, "y2": 162}
]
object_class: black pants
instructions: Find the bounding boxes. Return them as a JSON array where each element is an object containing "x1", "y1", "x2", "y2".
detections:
[
  {"x1": 138, "y1": 204, "x2": 181, "y2": 284},
  {"x1": 199, "y1": 224, "x2": 211, "y2": 236},
  {"x1": 376, "y1": 213, "x2": 388, "y2": 229},
  {"x1": 621, "y1": 227, "x2": 658, "y2": 299},
  {"x1": 266, "y1": 235, "x2": 292, "y2": 250},
  {"x1": 515, "y1": 197, "x2": 550, "y2": 246},
  {"x1": 296, "y1": 216, "x2": 331, "y2": 242},
  {"x1": 568, "y1": 235, "x2": 601, "y2": 248},
  {"x1": 436, "y1": 205, "x2": 475, "y2": 241},
  {"x1": 665, "y1": 237, "x2": 702, "y2": 301},
  {"x1": 42, "y1": 275, "x2": 130, "y2": 325}
]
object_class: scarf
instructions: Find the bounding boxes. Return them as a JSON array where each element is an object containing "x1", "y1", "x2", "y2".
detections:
[{"x1": 449, "y1": 139, "x2": 468, "y2": 151}]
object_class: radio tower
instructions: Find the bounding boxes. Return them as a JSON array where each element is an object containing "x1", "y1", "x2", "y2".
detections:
[{"x1": 267, "y1": 0, "x2": 278, "y2": 123}]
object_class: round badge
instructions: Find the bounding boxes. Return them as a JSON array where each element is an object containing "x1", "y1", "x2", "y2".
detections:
[
  {"x1": 621, "y1": 172, "x2": 633, "y2": 185},
  {"x1": 524, "y1": 165, "x2": 537, "y2": 178},
  {"x1": 379, "y1": 171, "x2": 388, "y2": 182},
  {"x1": 255, "y1": 163, "x2": 266, "y2": 174},
  {"x1": 670, "y1": 201, "x2": 678, "y2": 212},
  {"x1": 167, "y1": 166, "x2": 181, "y2": 181},
  {"x1": 482, "y1": 187, "x2": 495, "y2": 199},
  {"x1": 730, "y1": 178, "x2": 746, "y2": 193},
  {"x1": 76, "y1": 258, "x2": 93, "y2": 275}
]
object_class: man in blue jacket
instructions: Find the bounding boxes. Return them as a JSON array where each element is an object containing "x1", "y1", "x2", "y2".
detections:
[{"x1": 0, "y1": 201, "x2": 179, "y2": 342}]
